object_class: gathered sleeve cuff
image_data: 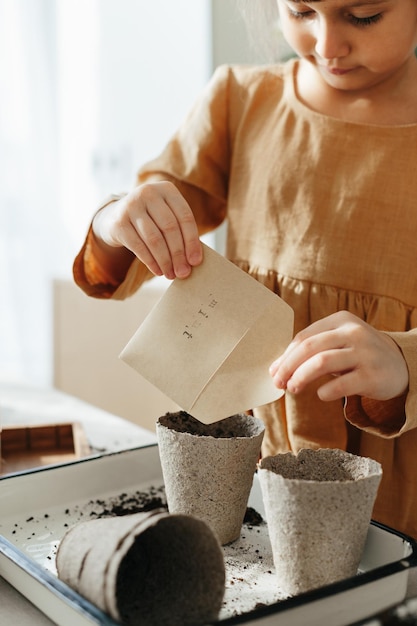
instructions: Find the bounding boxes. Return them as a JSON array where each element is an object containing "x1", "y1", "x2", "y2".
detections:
[
  {"x1": 344, "y1": 329, "x2": 417, "y2": 438},
  {"x1": 72, "y1": 194, "x2": 153, "y2": 300}
]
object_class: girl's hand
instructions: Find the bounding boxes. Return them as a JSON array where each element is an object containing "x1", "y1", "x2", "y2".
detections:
[
  {"x1": 92, "y1": 181, "x2": 203, "y2": 280},
  {"x1": 270, "y1": 311, "x2": 409, "y2": 402}
]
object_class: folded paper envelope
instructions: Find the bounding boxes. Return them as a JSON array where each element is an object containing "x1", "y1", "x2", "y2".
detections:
[{"x1": 120, "y1": 244, "x2": 294, "y2": 424}]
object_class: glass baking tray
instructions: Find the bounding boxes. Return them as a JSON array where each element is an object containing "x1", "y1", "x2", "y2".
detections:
[{"x1": 0, "y1": 443, "x2": 416, "y2": 626}]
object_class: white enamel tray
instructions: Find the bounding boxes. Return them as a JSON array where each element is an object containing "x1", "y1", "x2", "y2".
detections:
[{"x1": 0, "y1": 444, "x2": 416, "y2": 626}]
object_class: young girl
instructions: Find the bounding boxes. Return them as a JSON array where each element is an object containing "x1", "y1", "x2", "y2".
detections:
[{"x1": 74, "y1": 0, "x2": 417, "y2": 539}]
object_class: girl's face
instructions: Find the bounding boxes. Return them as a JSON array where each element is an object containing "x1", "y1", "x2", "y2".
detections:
[{"x1": 276, "y1": 0, "x2": 417, "y2": 91}]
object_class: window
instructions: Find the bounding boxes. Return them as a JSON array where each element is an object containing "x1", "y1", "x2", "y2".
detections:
[{"x1": 1, "y1": 0, "x2": 211, "y2": 386}]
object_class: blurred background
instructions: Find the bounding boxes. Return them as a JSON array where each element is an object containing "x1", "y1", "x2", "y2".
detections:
[{"x1": 0, "y1": 0, "x2": 285, "y2": 429}]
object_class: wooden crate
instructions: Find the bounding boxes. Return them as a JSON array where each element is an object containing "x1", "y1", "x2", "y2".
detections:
[{"x1": 0, "y1": 423, "x2": 91, "y2": 476}]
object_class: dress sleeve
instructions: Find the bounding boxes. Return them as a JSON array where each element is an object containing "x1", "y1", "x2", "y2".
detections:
[
  {"x1": 73, "y1": 65, "x2": 232, "y2": 299},
  {"x1": 344, "y1": 329, "x2": 417, "y2": 437},
  {"x1": 72, "y1": 194, "x2": 143, "y2": 299}
]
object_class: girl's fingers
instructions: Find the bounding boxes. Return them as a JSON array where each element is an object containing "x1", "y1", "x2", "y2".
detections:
[
  {"x1": 145, "y1": 184, "x2": 202, "y2": 278},
  {"x1": 271, "y1": 328, "x2": 347, "y2": 388},
  {"x1": 114, "y1": 181, "x2": 202, "y2": 280},
  {"x1": 114, "y1": 218, "x2": 167, "y2": 277},
  {"x1": 274, "y1": 347, "x2": 354, "y2": 394},
  {"x1": 270, "y1": 311, "x2": 409, "y2": 402},
  {"x1": 270, "y1": 316, "x2": 345, "y2": 374},
  {"x1": 316, "y1": 370, "x2": 362, "y2": 402},
  {"x1": 132, "y1": 202, "x2": 187, "y2": 279}
]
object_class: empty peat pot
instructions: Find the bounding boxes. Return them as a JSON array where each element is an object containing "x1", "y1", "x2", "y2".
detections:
[
  {"x1": 56, "y1": 509, "x2": 225, "y2": 626},
  {"x1": 156, "y1": 411, "x2": 265, "y2": 545},
  {"x1": 258, "y1": 448, "x2": 382, "y2": 596}
]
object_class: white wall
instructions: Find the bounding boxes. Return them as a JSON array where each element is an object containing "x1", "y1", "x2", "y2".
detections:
[
  {"x1": 1, "y1": 0, "x2": 213, "y2": 388},
  {"x1": 211, "y1": 0, "x2": 258, "y2": 66},
  {"x1": 2, "y1": 1, "x2": 266, "y2": 396},
  {"x1": 58, "y1": 0, "x2": 212, "y2": 253},
  {"x1": 97, "y1": 1, "x2": 212, "y2": 168},
  {"x1": 52, "y1": 1, "x2": 260, "y2": 426}
]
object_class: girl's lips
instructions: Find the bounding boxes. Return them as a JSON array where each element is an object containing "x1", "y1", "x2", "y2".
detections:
[{"x1": 321, "y1": 65, "x2": 354, "y2": 76}]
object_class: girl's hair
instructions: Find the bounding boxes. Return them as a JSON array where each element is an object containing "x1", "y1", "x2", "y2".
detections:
[{"x1": 236, "y1": 0, "x2": 285, "y2": 62}]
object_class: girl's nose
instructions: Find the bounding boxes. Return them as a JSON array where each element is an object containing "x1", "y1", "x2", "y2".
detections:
[{"x1": 314, "y1": 18, "x2": 350, "y2": 59}]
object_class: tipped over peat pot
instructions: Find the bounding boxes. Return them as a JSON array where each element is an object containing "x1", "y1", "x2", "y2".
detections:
[{"x1": 56, "y1": 509, "x2": 225, "y2": 625}]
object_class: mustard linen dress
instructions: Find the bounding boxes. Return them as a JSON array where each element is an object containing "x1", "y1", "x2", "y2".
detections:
[{"x1": 74, "y1": 59, "x2": 417, "y2": 539}]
